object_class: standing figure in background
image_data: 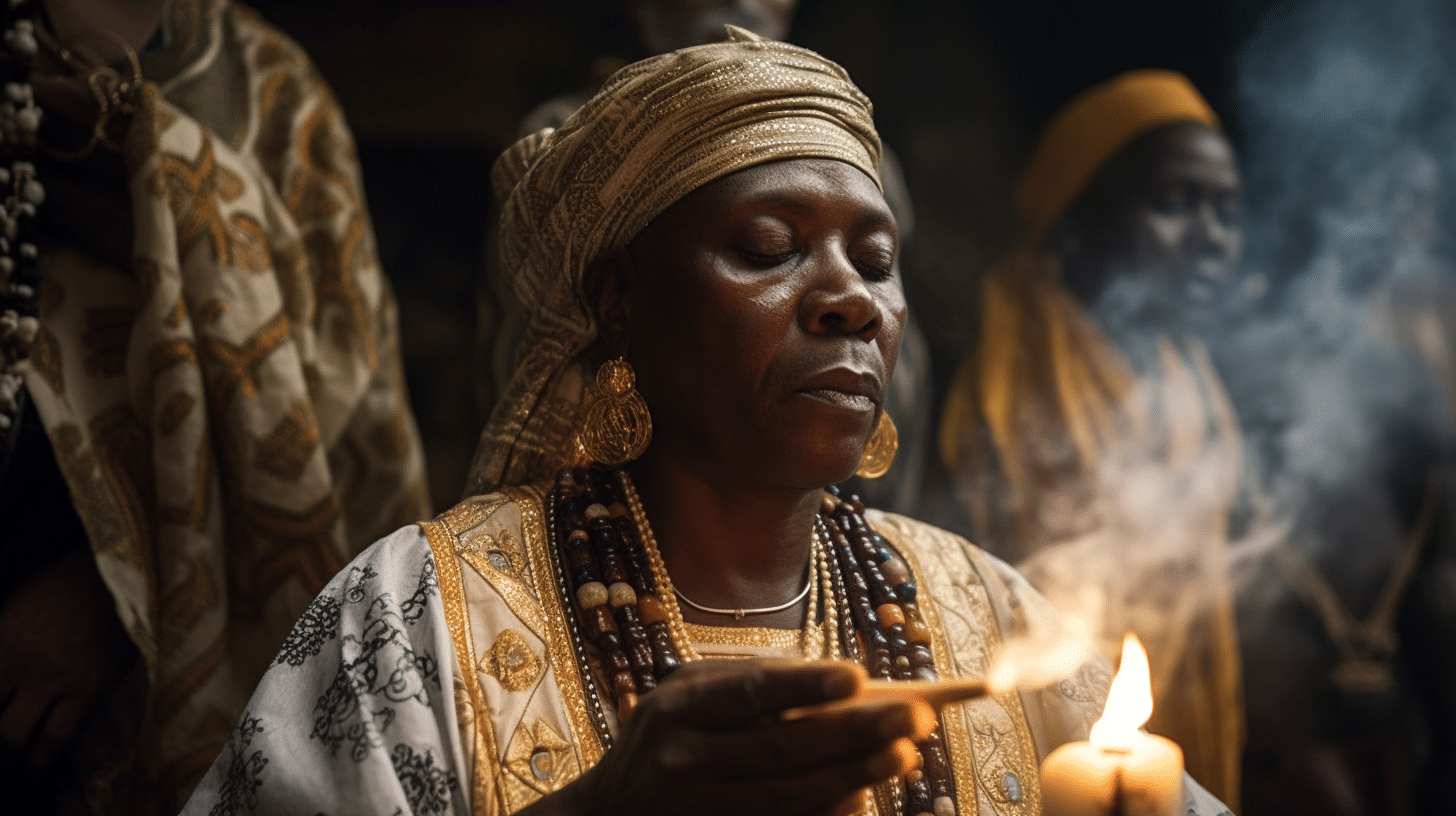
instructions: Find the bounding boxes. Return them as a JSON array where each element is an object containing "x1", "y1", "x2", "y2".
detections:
[
  {"x1": 937, "y1": 71, "x2": 1246, "y2": 807},
  {"x1": 480, "y1": 0, "x2": 934, "y2": 516},
  {"x1": 0, "y1": 0, "x2": 429, "y2": 811}
]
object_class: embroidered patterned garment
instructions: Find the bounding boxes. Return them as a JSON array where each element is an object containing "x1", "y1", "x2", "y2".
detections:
[
  {"x1": 16, "y1": 1, "x2": 429, "y2": 809},
  {"x1": 183, "y1": 488, "x2": 1233, "y2": 816}
]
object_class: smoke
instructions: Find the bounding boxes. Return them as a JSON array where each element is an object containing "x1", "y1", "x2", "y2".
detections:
[
  {"x1": 1218, "y1": 0, "x2": 1456, "y2": 574},
  {"x1": 988, "y1": 0, "x2": 1456, "y2": 692}
]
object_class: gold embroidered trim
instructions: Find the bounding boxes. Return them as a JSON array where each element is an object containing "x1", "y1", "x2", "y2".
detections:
[
  {"x1": 512, "y1": 485, "x2": 608, "y2": 768},
  {"x1": 684, "y1": 621, "x2": 806, "y2": 650},
  {"x1": 447, "y1": 497, "x2": 550, "y2": 642},
  {"x1": 482, "y1": 629, "x2": 544, "y2": 693},
  {"x1": 420, "y1": 519, "x2": 504, "y2": 816},
  {"x1": 504, "y1": 717, "x2": 581, "y2": 797},
  {"x1": 878, "y1": 516, "x2": 1043, "y2": 816}
]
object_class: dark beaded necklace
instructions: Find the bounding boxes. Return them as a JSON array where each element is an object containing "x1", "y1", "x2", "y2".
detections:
[{"x1": 549, "y1": 464, "x2": 961, "y2": 816}]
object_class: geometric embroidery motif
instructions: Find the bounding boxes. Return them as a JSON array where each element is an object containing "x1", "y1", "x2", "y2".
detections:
[
  {"x1": 480, "y1": 628, "x2": 542, "y2": 693},
  {"x1": 485, "y1": 529, "x2": 526, "y2": 578},
  {"x1": 505, "y1": 717, "x2": 579, "y2": 797},
  {"x1": 254, "y1": 402, "x2": 319, "y2": 482}
]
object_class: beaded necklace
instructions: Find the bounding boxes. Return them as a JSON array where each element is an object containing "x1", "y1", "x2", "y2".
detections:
[
  {"x1": 549, "y1": 464, "x2": 961, "y2": 816},
  {"x1": 0, "y1": 1, "x2": 46, "y2": 454}
]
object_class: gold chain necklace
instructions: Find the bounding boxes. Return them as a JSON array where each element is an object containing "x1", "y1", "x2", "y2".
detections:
[{"x1": 616, "y1": 470, "x2": 838, "y2": 661}]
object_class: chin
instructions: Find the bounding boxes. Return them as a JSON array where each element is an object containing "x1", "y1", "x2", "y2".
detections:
[{"x1": 766, "y1": 440, "x2": 868, "y2": 492}]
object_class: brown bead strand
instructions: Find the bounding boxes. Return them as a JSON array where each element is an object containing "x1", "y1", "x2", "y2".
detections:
[
  {"x1": 604, "y1": 512, "x2": 683, "y2": 678},
  {"x1": 552, "y1": 467, "x2": 690, "y2": 717},
  {"x1": 827, "y1": 488, "x2": 960, "y2": 816},
  {"x1": 555, "y1": 471, "x2": 956, "y2": 816},
  {"x1": 554, "y1": 470, "x2": 639, "y2": 714}
]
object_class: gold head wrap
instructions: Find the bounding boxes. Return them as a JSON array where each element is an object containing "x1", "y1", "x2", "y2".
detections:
[
  {"x1": 466, "y1": 25, "x2": 882, "y2": 496},
  {"x1": 1015, "y1": 69, "x2": 1220, "y2": 242}
]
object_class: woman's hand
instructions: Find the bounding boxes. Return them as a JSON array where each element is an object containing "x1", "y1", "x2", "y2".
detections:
[{"x1": 530, "y1": 659, "x2": 930, "y2": 816}]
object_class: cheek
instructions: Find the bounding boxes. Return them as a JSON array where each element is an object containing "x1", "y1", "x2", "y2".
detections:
[{"x1": 1132, "y1": 212, "x2": 1187, "y2": 264}]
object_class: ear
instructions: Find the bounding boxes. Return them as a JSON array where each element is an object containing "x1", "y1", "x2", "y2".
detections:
[{"x1": 583, "y1": 249, "x2": 635, "y2": 354}]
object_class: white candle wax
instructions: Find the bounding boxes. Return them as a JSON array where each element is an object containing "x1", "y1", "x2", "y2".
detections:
[{"x1": 1041, "y1": 732, "x2": 1183, "y2": 816}]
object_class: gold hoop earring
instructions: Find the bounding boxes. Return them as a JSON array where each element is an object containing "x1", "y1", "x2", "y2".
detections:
[
  {"x1": 855, "y1": 412, "x2": 898, "y2": 479},
  {"x1": 580, "y1": 357, "x2": 653, "y2": 466}
]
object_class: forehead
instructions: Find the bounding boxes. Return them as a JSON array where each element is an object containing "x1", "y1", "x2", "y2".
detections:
[
  {"x1": 1120, "y1": 122, "x2": 1240, "y2": 188},
  {"x1": 665, "y1": 158, "x2": 893, "y2": 226}
]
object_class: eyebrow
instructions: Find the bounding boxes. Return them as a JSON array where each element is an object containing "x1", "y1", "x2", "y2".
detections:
[{"x1": 734, "y1": 190, "x2": 898, "y2": 233}]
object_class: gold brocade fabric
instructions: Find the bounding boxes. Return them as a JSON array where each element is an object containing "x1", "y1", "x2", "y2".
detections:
[
  {"x1": 421, "y1": 487, "x2": 1110, "y2": 816},
  {"x1": 938, "y1": 254, "x2": 1245, "y2": 805},
  {"x1": 18, "y1": 2, "x2": 430, "y2": 810},
  {"x1": 465, "y1": 25, "x2": 882, "y2": 497}
]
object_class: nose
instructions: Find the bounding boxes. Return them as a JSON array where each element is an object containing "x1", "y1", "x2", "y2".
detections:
[
  {"x1": 1188, "y1": 200, "x2": 1238, "y2": 270},
  {"x1": 798, "y1": 249, "x2": 882, "y2": 340}
]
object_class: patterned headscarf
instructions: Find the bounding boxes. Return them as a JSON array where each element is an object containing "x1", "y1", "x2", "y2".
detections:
[{"x1": 466, "y1": 25, "x2": 882, "y2": 495}]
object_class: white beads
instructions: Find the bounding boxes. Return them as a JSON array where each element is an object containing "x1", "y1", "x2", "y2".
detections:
[
  {"x1": 607, "y1": 582, "x2": 636, "y2": 609},
  {"x1": 4, "y1": 20, "x2": 36, "y2": 58},
  {"x1": 576, "y1": 581, "x2": 609, "y2": 609},
  {"x1": 0, "y1": 371, "x2": 21, "y2": 412}
]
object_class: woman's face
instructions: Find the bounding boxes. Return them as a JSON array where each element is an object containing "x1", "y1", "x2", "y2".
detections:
[
  {"x1": 1059, "y1": 121, "x2": 1244, "y2": 326},
  {"x1": 618, "y1": 158, "x2": 903, "y2": 491}
]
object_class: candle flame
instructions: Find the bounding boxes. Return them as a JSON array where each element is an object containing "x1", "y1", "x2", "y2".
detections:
[{"x1": 1088, "y1": 633, "x2": 1153, "y2": 750}]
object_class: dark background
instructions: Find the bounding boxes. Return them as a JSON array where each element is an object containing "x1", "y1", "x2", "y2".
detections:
[{"x1": 242, "y1": 0, "x2": 1283, "y2": 509}]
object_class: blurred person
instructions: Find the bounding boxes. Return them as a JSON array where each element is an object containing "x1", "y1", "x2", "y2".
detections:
[
  {"x1": 482, "y1": 0, "x2": 934, "y2": 517},
  {"x1": 182, "y1": 30, "x2": 1232, "y2": 816},
  {"x1": 937, "y1": 71, "x2": 1246, "y2": 806},
  {"x1": 0, "y1": 0, "x2": 429, "y2": 811}
]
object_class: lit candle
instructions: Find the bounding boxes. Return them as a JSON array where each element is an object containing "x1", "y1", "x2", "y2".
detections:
[{"x1": 1040, "y1": 634, "x2": 1184, "y2": 816}]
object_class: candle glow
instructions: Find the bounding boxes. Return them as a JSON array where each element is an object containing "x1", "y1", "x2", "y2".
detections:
[
  {"x1": 1039, "y1": 632, "x2": 1185, "y2": 816},
  {"x1": 1089, "y1": 633, "x2": 1155, "y2": 750}
]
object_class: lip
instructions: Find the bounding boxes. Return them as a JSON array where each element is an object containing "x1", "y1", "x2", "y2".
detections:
[{"x1": 794, "y1": 368, "x2": 884, "y2": 413}]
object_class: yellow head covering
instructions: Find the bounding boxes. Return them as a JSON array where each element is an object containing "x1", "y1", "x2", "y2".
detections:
[
  {"x1": 1014, "y1": 69, "x2": 1219, "y2": 241},
  {"x1": 466, "y1": 26, "x2": 882, "y2": 496}
]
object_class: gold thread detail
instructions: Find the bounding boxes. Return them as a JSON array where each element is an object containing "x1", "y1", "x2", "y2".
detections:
[
  {"x1": 481, "y1": 629, "x2": 544, "y2": 692},
  {"x1": 419, "y1": 520, "x2": 505, "y2": 816}
]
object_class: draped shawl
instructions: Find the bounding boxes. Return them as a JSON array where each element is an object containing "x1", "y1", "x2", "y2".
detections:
[{"x1": 19, "y1": 1, "x2": 430, "y2": 809}]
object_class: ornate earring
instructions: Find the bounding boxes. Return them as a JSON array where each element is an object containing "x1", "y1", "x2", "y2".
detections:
[
  {"x1": 855, "y1": 412, "x2": 898, "y2": 478},
  {"x1": 580, "y1": 357, "x2": 653, "y2": 466}
]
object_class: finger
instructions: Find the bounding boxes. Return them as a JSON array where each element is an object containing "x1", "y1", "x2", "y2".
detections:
[
  {"x1": 725, "y1": 738, "x2": 917, "y2": 816},
  {"x1": 0, "y1": 686, "x2": 49, "y2": 762},
  {"x1": 703, "y1": 701, "x2": 925, "y2": 779},
  {"x1": 25, "y1": 696, "x2": 82, "y2": 772},
  {"x1": 657, "y1": 660, "x2": 864, "y2": 730}
]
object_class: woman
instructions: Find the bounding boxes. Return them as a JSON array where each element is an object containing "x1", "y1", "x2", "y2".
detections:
[
  {"x1": 184, "y1": 32, "x2": 1229, "y2": 816},
  {"x1": 936, "y1": 71, "x2": 1245, "y2": 807}
]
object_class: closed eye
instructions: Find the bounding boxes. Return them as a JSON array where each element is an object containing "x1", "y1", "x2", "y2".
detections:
[{"x1": 739, "y1": 249, "x2": 797, "y2": 268}]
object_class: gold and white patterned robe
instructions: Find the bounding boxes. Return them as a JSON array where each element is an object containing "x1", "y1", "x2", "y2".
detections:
[{"x1": 182, "y1": 486, "x2": 1232, "y2": 816}]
